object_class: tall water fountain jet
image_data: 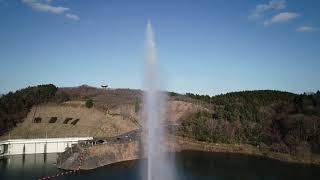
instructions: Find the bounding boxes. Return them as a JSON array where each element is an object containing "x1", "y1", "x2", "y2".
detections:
[{"x1": 142, "y1": 21, "x2": 175, "y2": 180}]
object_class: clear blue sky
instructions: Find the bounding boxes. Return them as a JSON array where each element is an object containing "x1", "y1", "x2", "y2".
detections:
[{"x1": 0, "y1": 0, "x2": 319, "y2": 95}]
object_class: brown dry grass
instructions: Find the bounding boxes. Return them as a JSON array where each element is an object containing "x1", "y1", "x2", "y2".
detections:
[
  {"x1": 167, "y1": 100, "x2": 206, "y2": 124},
  {"x1": 1, "y1": 86, "x2": 207, "y2": 140},
  {"x1": 1, "y1": 103, "x2": 139, "y2": 140}
]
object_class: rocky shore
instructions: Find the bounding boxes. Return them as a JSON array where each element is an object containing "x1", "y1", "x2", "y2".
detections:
[{"x1": 57, "y1": 136, "x2": 320, "y2": 170}]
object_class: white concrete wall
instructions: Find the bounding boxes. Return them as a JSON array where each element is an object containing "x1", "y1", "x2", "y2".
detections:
[
  {"x1": 0, "y1": 144, "x2": 5, "y2": 154},
  {"x1": 0, "y1": 137, "x2": 92, "y2": 156}
]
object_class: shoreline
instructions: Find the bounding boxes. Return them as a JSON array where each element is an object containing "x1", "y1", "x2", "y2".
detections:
[
  {"x1": 57, "y1": 136, "x2": 320, "y2": 170},
  {"x1": 173, "y1": 136, "x2": 320, "y2": 166}
]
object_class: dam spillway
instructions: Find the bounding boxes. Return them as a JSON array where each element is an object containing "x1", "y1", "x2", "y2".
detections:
[{"x1": 0, "y1": 137, "x2": 93, "y2": 156}]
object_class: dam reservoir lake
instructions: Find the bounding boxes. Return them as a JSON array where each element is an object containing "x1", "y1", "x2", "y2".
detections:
[{"x1": 0, "y1": 151, "x2": 320, "y2": 180}]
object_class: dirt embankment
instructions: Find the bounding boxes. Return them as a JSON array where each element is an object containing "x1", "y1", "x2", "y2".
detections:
[{"x1": 57, "y1": 136, "x2": 320, "y2": 170}]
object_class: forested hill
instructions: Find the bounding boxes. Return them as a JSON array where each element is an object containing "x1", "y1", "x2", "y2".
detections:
[
  {"x1": 181, "y1": 90, "x2": 320, "y2": 156},
  {"x1": 0, "y1": 84, "x2": 58, "y2": 135},
  {"x1": 186, "y1": 90, "x2": 297, "y2": 122}
]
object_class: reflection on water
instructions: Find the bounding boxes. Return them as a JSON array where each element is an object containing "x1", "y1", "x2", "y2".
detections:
[
  {"x1": 1, "y1": 151, "x2": 320, "y2": 180},
  {"x1": 175, "y1": 151, "x2": 320, "y2": 180},
  {"x1": 0, "y1": 153, "x2": 59, "y2": 179}
]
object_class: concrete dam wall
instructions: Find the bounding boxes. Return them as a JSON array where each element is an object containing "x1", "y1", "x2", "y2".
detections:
[{"x1": 0, "y1": 137, "x2": 93, "y2": 156}]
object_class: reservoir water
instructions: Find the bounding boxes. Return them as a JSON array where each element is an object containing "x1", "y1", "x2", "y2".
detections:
[{"x1": 1, "y1": 151, "x2": 320, "y2": 180}]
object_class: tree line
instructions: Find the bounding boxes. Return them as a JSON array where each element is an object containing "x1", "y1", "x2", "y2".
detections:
[
  {"x1": 186, "y1": 90, "x2": 296, "y2": 122},
  {"x1": 0, "y1": 84, "x2": 58, "y2": 135}
]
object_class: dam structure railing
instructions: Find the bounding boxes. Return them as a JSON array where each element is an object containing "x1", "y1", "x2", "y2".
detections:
[{"x1": 0, "y1": 137, "x2": 93, "y2": 156}]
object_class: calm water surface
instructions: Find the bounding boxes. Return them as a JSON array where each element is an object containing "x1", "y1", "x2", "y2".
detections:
[{"x1": 1, "y1": 151, "x2": 320, "y2": 180}]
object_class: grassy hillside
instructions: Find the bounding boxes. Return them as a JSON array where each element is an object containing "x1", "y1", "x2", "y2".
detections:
[
  {"x1": 2, "y1": 104, "x2": 139, "y2": 139},
  {"x1": 0, "y1": 84, "x2": 141, "y2": 138},
  {"x1": 0, "y1": 84, "x2": 196, "y2": 139}
]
